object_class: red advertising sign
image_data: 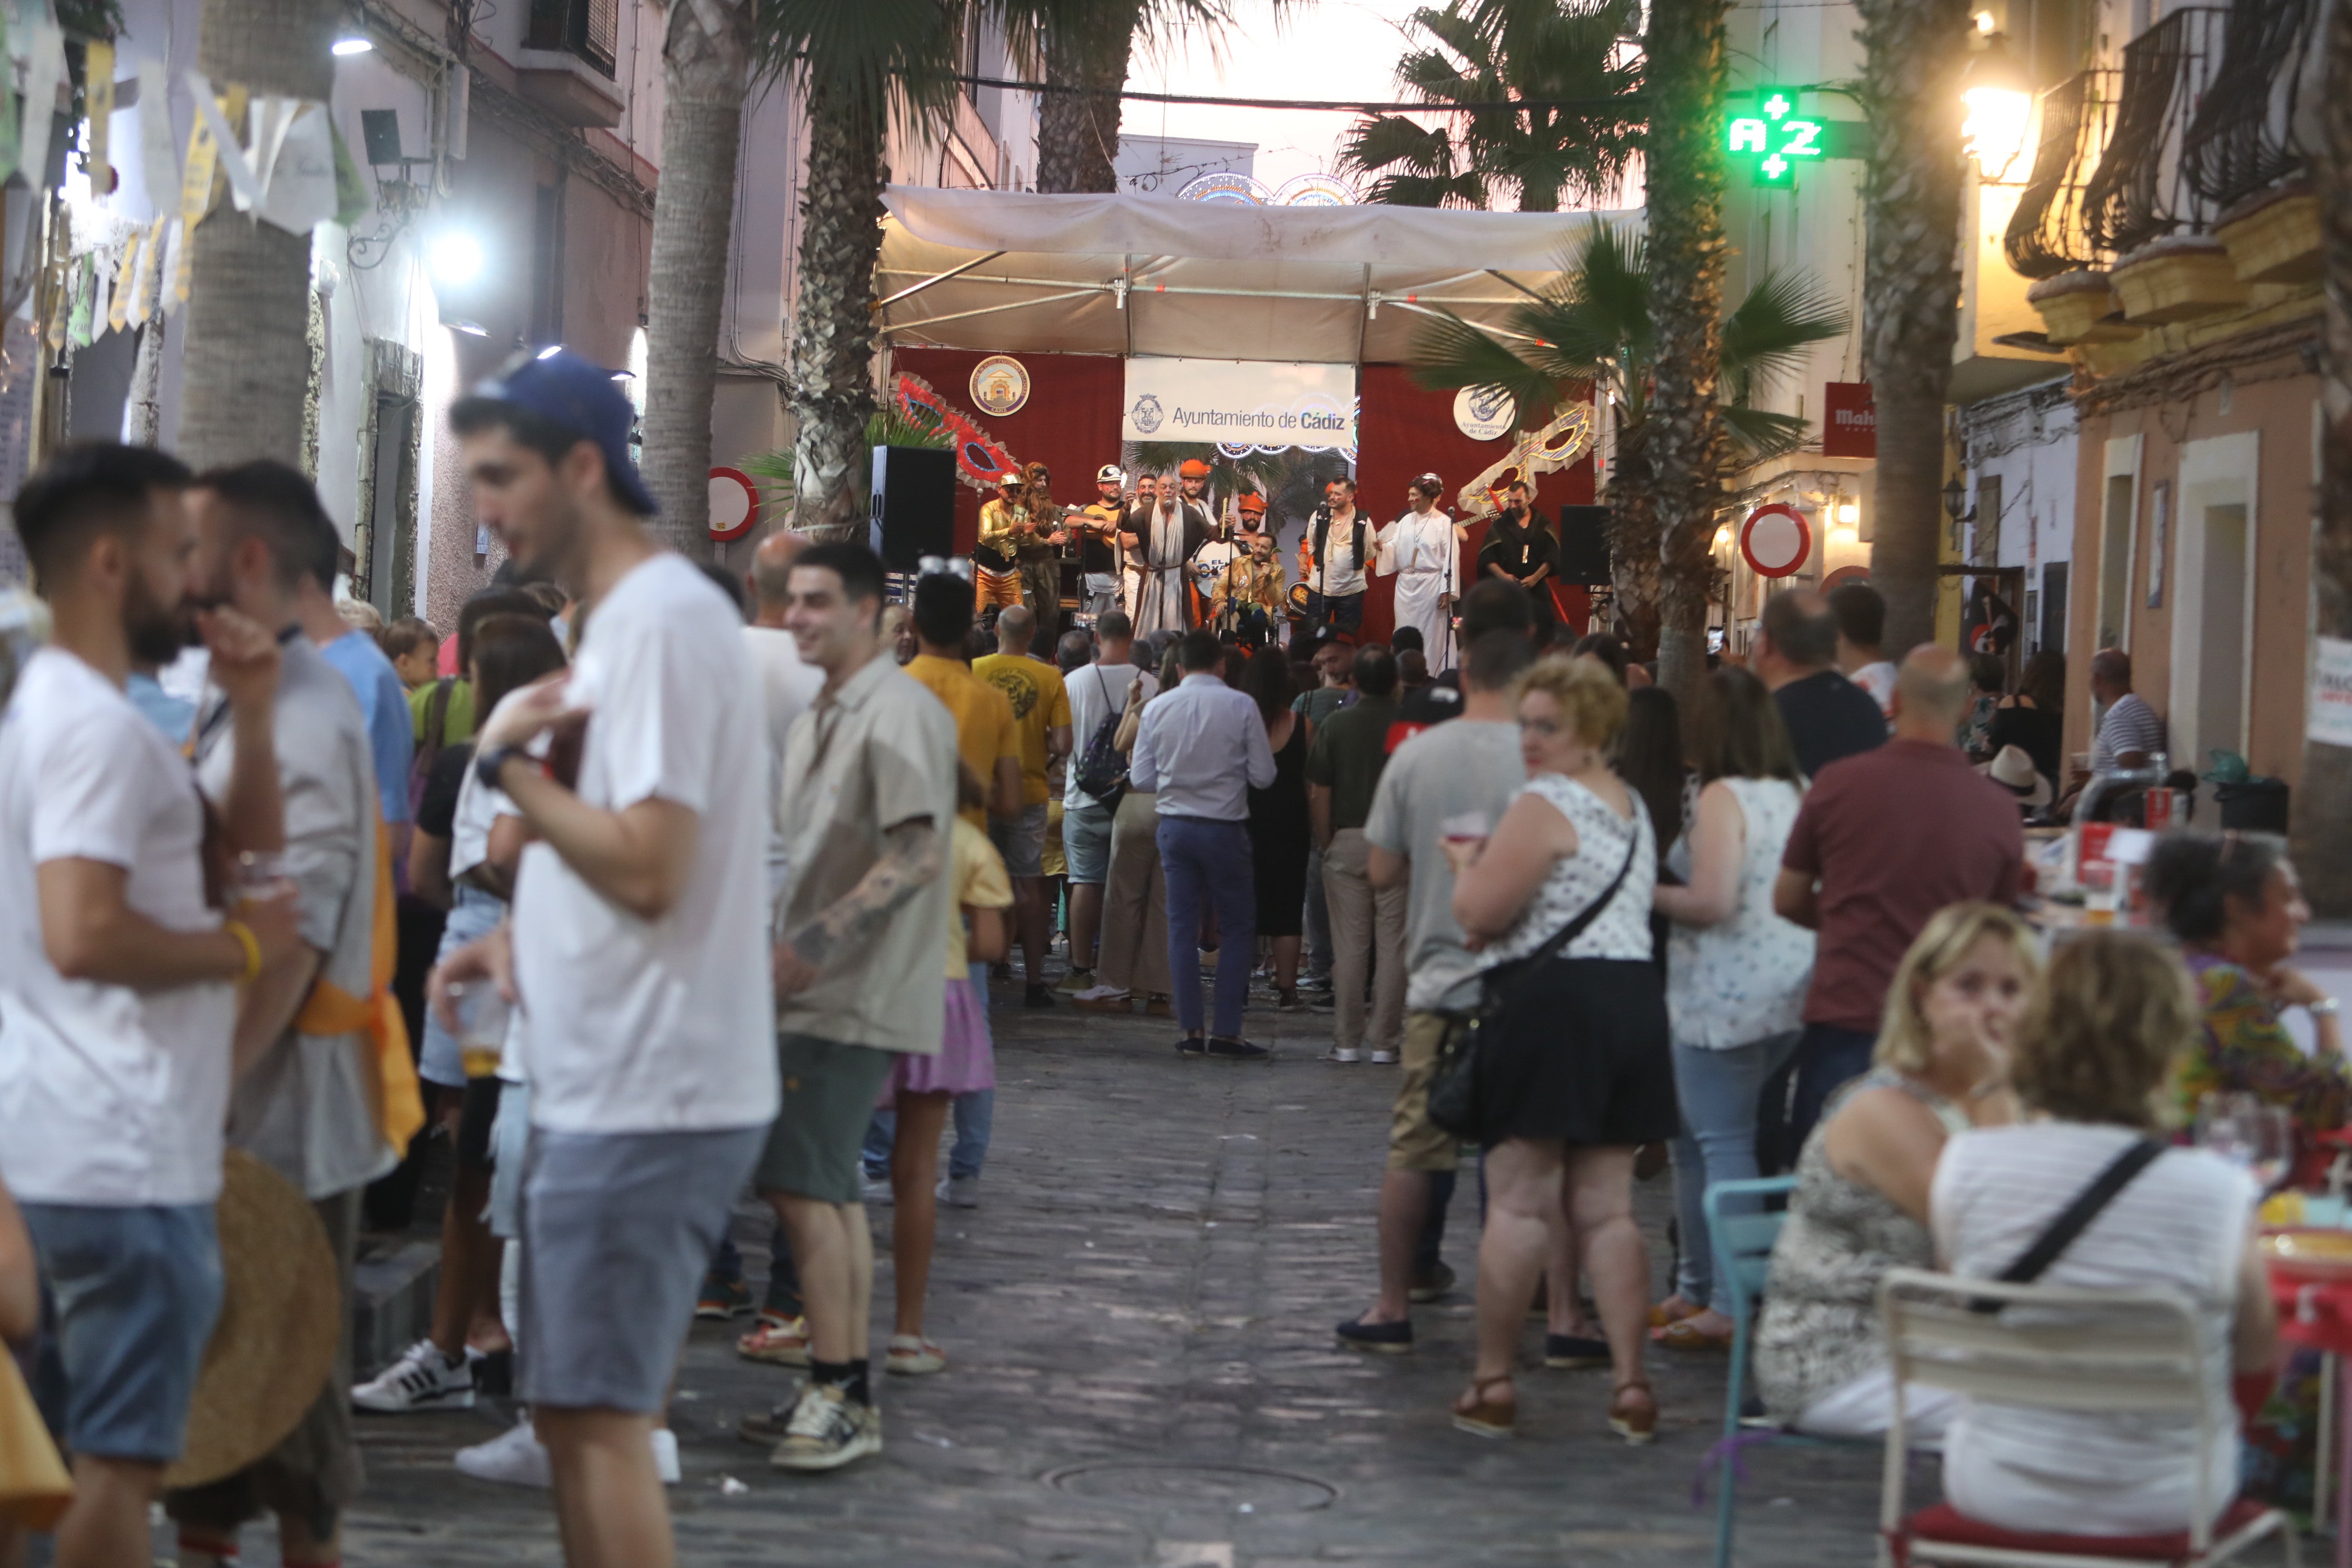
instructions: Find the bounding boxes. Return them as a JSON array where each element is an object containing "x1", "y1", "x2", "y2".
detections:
[{"x1": 1822, "y1": 381, "x2": 1876, "y2": 459}]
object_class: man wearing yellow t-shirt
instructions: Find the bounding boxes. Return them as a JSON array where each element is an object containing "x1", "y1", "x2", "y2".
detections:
[
  {"x1": 904, "y1": 575, "x2": 1021, "y2": 836},
  {"x1": 972, "y1": 604, "x2": 1071, "y2": 1008}
]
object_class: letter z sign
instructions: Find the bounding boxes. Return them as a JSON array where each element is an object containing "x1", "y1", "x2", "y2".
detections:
[{"x1": 1724, "y1": 86, "x2": 1850, "y2": 190}]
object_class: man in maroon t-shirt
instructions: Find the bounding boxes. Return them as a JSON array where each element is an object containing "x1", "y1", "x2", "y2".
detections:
[{"x1": 1773, "y1": 645, "x2": 2023, "y2": 1151}]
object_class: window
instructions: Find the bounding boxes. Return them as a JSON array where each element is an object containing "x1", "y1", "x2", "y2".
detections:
[
  {"x1": 2096, "y1": 472, "x2": 2134, "y2": 649},
  {"x1": 526, "y1": 0, "x2": 618, "y2": 77}
]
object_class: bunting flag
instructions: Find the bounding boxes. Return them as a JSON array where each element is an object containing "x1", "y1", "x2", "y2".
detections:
[
  {"x1": 84, "y1": 40, "x2": 112, "y2": 193},
  {"x1": 106, "y1": 230, "x2": 135, "y2": 334},
  {"x1": 126, "y1": 213, "x2": 163, "y2": 327}
]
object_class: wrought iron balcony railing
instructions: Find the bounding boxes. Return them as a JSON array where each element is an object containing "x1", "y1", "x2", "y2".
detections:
[
  {"x1": 2079, "y1": 7, "x2": 2229, "y2": 255},
  {"x1": 2180, "y1": 0, "x2": 2318, "y2": 209},
  {"x1": 2004, "y1": 70, "x2": 2122, "y2": 280}
]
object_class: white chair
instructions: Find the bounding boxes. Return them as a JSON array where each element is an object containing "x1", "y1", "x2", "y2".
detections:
[{"x1": 1875, "y1": 1267, "x2": 2297, "y2": 1568}]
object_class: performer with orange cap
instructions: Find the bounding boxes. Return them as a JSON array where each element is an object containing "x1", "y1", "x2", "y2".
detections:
[
  {"x1": 1211, "y1": 496, "x2": 1287, "y2": 641},
  {"x1": 1125, "y1": 458, "x2": 1214, "y2": 635}
]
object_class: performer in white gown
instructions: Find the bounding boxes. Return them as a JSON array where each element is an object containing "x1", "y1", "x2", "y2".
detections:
[
  {"x1": 1122, "y1": 458, "x2": 1214, "y2": 635},
  {"x1": 1376, "y1": 473, "x2": 1466, "y2": 670}
]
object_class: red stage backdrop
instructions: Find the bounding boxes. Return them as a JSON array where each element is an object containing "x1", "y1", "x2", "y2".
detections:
[
  {"x1": 888, "y1": 348, "x2": 1125, "y2": 554},
  {"x1": 1351, "y1": 365, "x2": 1595, "y2": 645}
]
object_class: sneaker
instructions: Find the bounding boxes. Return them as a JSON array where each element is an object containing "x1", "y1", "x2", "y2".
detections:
[
  {"x1": 1369, "y1": 1047, "x2": 1399, "y2": 1065},
  {"x1": 1309, "y1": 992, "x2": 1336, "y2": 1012},
  {"x1": 455, "y1": 1416, "x2": 551, "y2": 1487},
  {"x1": 737, "y1": 1313, "x2": 812, "y2": 1367},
  {"x1": 354, "y1": 1339, "x2": 475, "y2": 1413},
  {"x1": 1057, "y1": 967, "x2": 1095, "y2": 995},
  {"x1": 989, "y1": 963, "x2": 1013, "y2": 983},
  {"x1": 696, "y1": 1273, "x2": 752, "y2": 1319},
  {"x1": 1023, "y1": 983, "x2": 1058, "y2": 1008},
  {"x1": 770, "y1": 1384, "x2": 881, "y2": 1472},
  {"x1": 651, "y1": 1426, "x2": 681, "y2": 1485},
  {"x1": 1072, "y1": 988, "x2": 1133, "y2": 1013},
  {"x1": 1276, "y1": 989, "x2": 1304, "y2": 1012},
  {"x1": 1326, "y1": 1046, "x2": 1361, "y2": 1064},
  {"x1": 939, "y1": 1174, "x2": 981, "y2": 1209},
  {"x1": 1409, "y1": 1261, "x2": 1458, "y2": 1303},
  {"x1": 1144, "y1": 994, "x2": 1173, "y2": 1017},
  {"x1": 1206, "y1": 1037, "x2": 1269, "y2": 1060},
  {"x1": 860, "y1": 1174, "x2": 895, "y2": 1207},
  {"x1": 1298, "y1": 973, "x2": 1333, "y2": 993},
  {"x1": 885, "y1": 1334, "x2": 947, "y2": 1375}
]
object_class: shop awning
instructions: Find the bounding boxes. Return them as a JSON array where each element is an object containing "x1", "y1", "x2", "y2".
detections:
[{"x1": 875, "y1": 186, "x2": 1640, "y2": 364}]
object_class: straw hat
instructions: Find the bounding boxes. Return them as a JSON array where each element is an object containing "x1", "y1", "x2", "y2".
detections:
[
  {"x1": 163, "y1": 1151, "x2": 341, "y2": 1490},
  {"x1": 1978, "y1": 744, "x2": 2053, "y2": 811}
]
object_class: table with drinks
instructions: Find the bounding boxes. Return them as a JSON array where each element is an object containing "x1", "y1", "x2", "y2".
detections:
[{"x1": 2257, "y1": 1113, "x2": 2352, "y2": 1566}]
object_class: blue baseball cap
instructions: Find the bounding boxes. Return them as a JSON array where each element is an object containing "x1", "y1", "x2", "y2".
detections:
[{"x1": 467, "y1": 347, "x2": 656, "y2": 514}]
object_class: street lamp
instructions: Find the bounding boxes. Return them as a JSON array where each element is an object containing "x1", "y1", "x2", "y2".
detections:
[
  {"x1": 1962, "y1": 34, "x2": 2034, "y2": 182},
  {"x1": 1942, "y1": 475, "x2": 1969, "y2": 523},
  {"x1": 428, "y1": 231, "x2": 484, "y2": 288},
  {"x1": 331, "y1": 35, "x2": 374, "y2": 55}
]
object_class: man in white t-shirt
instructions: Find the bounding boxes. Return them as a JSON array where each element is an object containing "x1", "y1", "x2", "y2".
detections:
[
  {"x1": 742, "y1": 529, "x2": 825, "y2": 898},
  {"x1": 432, "y1": 349, "x2": 777, "y2": 1568},
  {"x1": 1830, "y1": 581, "x2": 1897, "y2": 720},
  {"x1": 1062, "y1": 610, "x2": 1154, "y2": 993},
  {"x1": 170, "y1": 462, "x2": 396, "y2": 1568},
  {"x1": 0, "y1": 444, "x2": 299, "y2": 1568},
  {"x1": 1335, "y1": 627, "x2": 1532, "y2": 1355}
]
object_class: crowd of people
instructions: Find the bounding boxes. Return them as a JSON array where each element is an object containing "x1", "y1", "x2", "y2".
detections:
[{"x1": 0, "y1": 338, "x2": 2343, "y2": 1567}]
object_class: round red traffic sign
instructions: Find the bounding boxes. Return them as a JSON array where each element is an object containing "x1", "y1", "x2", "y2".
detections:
[
  {"x1": 709, "y1": 467, "x2": 759, "y2": 541},
  {"x1": 1739, "y1": 503, "x2": 1811, "y2": 578}
]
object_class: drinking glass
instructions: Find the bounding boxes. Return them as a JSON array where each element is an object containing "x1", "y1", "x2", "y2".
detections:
[
  {"x1": 2197, "y1": 1092, "x2": 2294, "y2": 1194},
  {"x1": 449, "y1": 982, "x2": 511, "y2": 1080}
]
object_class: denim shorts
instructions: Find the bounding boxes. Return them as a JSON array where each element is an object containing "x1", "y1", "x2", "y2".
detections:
[
  {"x1": 518, "y1": 1123, "x2": 765, "y2": 1413},
  {"x1": 25, "y1": 1202, "x2": 222, "y2": 1463},
  {"x1": 989, "y1": 802, "x2": 1050, "y2": 879},
  {"x1": 419, "y1": 885, "x2": 505, "y2": 1089},
  {"x1": 1062, "y1": 797, "x2": 1114, "y2": 885}
]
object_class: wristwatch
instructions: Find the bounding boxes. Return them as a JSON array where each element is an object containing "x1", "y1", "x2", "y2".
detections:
[
  {"x1": 2310, "y1": 997, "x2": 2341, "y2": 1018},
  {"x1": 475, "y1": 743, "x2": 528, "y2": 792}
]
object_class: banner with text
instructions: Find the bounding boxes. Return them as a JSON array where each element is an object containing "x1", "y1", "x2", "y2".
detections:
[{"x1": 1121, "y1": 356, "x2": 1357, "y2": 452}]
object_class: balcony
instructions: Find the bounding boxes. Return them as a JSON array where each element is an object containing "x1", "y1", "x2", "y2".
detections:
[
  {"x1": 2080, "y1": 7, "x2": 2229, "y2": 258},
  {"x1": 2180, "y1": 0, "x2": 2318, "y2": 211},
  {"x1": 2005, "y1": 70, "x2": 2121, "y2": 281}
]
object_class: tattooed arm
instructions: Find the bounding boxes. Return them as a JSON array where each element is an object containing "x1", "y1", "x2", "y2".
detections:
[{"x1": 773, "y1": 816, "x2": 945, "y2": 997}]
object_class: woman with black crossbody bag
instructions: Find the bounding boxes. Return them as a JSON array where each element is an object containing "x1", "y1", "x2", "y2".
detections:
[{"x1": 1443, "y1": 656, "x2": 1675, "y2": 1446}]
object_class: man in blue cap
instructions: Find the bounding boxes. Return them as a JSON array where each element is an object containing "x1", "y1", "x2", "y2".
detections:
[{"x1": 429, "y1": 348, "x2": 778, "y2": 1568}]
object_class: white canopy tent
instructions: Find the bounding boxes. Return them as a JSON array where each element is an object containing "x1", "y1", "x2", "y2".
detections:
[{"x1": 875, "y1": 187, "x2": 1641, "y2": 365}]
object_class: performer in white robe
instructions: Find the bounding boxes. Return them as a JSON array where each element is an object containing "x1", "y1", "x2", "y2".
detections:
[
  {"x1": 1123, "y1": 459, "x2": 1214, "y2": 635},
  {"x1": 1376, "y1": 473, "x2": 1465, "y2": 670}
]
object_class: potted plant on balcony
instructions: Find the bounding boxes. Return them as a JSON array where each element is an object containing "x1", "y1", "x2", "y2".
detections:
[
  {"x1": 2214, "y1": 179, "x2": 2322, "y2": 285},
  {"x1": 2111, "y1": 233, "x2": 2253, "y2": 324},
  {"x1": 2024, "y1": 269, "x2": 2140, "y2": 344}
]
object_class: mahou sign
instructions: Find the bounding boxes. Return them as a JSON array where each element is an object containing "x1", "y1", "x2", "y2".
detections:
[{"x1": 1822, "y1": 381, "x2": 1876, "y2": 459}]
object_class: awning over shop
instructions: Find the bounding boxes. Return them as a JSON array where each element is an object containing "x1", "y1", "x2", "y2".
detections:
[{"x1": 876, "y1": 187, "x2": 1640, "y2": 364}]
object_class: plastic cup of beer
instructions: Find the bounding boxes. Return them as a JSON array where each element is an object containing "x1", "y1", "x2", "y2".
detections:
[{"x1": 450, "y1": 982, "x2": 509, "y2": 1079}]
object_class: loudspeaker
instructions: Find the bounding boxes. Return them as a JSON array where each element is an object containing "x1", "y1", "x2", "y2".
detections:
[
  {"x1": 869, "y1": 447, "x2": 955, "y2": 571},
  {"x1": 1555, "y1": 505, "x2": 1613, "y2": 585}
]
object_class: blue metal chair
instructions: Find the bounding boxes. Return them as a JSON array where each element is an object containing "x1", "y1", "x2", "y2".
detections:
[{"x1": 1701, "y1": 1175, "x2": 1797, "y2": 1568}]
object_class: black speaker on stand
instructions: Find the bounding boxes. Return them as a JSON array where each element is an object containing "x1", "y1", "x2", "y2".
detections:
[{"x1": 870, "y1": 447, "x2": 956, "y2": 572}]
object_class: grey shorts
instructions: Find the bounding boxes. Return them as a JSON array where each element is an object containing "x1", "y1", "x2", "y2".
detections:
[
  {"x1": 1062, "y1": 797, "x2": 1114, "y2": 884},
  {"x1": 991, "y1": 801, "x2": 1050, "y2": 879},
  {"x1": 517, "y1": 1124, "x2": 765, "y2": 1413},
  {"x1": 756, "y1": 1033, "x2": 899, "y2": 1204},
  {"x1": 25, "y1": 1201, "x2": 222, "y2": 1463}
]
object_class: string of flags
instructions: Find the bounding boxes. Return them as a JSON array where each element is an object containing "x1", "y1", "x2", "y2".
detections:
[{"x1": 25, "y1": 17, "x2": 373, "y2": 354}]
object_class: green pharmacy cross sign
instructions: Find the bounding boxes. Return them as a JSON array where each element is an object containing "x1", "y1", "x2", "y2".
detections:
[{"x1": 1726, "y1": 86, "x2": 1827, "y2": 189}]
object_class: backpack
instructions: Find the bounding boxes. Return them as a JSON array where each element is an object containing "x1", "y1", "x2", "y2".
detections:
[{"x1": 1073, "y1": 665, "x2": 1130, "y2": 810}]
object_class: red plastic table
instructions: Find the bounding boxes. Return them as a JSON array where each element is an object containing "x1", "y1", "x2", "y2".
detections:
[{"x1": 2271, "y1": 1266, "x2": 2352, "y2": 1567}]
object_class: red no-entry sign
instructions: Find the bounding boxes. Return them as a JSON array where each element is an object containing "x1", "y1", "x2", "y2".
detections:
[{"x1": 1740, "y1": 503, "x2": 1811, "y2": 578}]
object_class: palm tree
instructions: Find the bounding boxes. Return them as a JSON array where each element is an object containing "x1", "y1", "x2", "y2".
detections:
[
  {"x1": 1036, "y1": 0, "x2": 1147, "y2": 193},
  {"x1": 1412, "y1": 223, "x2": 1847, "y2": 676},
  {"x1": 1854, "y1": 0, "x2": 1973, "y2": 653},
  {"x1": 179, "y1": 0, "x2": 337, "y2": 469},
  {"x1": 2300, "y1": 0, "x2": 2352, "y2": 915},
  {"x1": 1338, "y1": 0, "x2": 1642, "y2": 212},
  {"x1": 642, "y1": 0, "x2": 753, "y2": 551},
  {"x1": 1640, "y1": 0, "x2": 1731, "y2": 696}
]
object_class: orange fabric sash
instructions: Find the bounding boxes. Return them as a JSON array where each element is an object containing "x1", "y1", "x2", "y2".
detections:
[{"x1": 292, "y1": 815, "x2": 425, "y2": 1154}]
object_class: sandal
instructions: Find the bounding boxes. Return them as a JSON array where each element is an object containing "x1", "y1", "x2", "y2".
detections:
[
  {"x1": 1609, "y1": 1379, "x2": 1658, "y2": 1446},
  {"x1": 1648, "y1": 1296, "x2": 1702, "y2": 1329},
  {"x1": 1453, "y1": 1373, "x2": 1516, "y2": 1439},
  {"x1": 1654, "y1": 1317, "x2": 1734, "y2": 1353}
]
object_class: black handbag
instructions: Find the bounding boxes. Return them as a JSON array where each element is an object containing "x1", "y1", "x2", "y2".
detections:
[{"x1": 1426, "y1": 821, "x2": 1641, "y2": 1141}]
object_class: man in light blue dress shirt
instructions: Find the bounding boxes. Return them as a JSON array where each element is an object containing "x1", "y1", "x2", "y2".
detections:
[{"x1": 1129, "y1": 628, "x2": 1277, "y2": 1059}]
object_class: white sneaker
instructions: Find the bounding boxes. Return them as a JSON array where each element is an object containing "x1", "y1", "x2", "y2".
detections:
[
  {"x1": 1369, "y1": 1048, "x2": 1399, "y2": 1065},
  {"x1": 860, "y1": 1174, "x2": 895, "y2": 1206},
  {"x1": 354, "y1": 1339, "x2": 475, "y2": 1413},
  {"x1": 651, "y1": 1426, "x2": 681, "y2": 1484},
  {"x1": 455, "y1": 1416, "x2": 551, "y2": 1487},
  {"x1": 939, "y1": 1174, "x2": 981, "y2": 1209},
  {"x1": 1327, "y1": 1046, "x2": 1361, "y2": 1064}
]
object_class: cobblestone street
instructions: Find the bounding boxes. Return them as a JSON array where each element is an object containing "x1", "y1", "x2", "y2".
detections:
[{"x1": 305, "y1": 979, "x2": 2271, "y2": 1566}]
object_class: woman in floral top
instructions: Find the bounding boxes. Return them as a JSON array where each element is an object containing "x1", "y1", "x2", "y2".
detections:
[{"x1": 2147, "y1": 831, "x2": 2347, "y2": 1134}]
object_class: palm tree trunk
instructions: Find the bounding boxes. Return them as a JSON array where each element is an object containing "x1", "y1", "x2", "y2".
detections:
[
  {"x1": 1855, "y1": 0, "x2": 1971, "y2": 654},
  {"x1": 180, "y1": 0, "x2": 335, "y2": 469},
  {"x1": 644, "y1": 0, "x2": 752, "y2": 554},
  {"x1": 1036, "y1": 0, "x2": 1142, "y2": 194},
  {"x1": 2298, "y1": 0, "x2": 2352, "y2": 916},
  {"x1": 1643, "y1": 0, "x2": 1731, "y2": 700},
  {"x1": 1604, "y1": 420, "x2": 1663, "y2": 659},
  {"x1": 789, "y1": 83, "x2": 888, "y2": 542}
]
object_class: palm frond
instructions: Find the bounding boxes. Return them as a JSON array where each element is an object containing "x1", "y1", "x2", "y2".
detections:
[
  {"x1": 1720, "y1": 269, "x2": 1850, "y2": 405},
  {"x1": 752, "y1": 0, "x2": 968, "y2": 133},
  {"x1": 1408, "y1": 312, "x2": 1565, "y2": 419},
  {"x1": 1363, "y1": 169, "x2": 1491, "y2": 208},
  {"x1": 1720, "y1": 406, "x2": 1813, "y2": 463},
  {"x1": 1337, "y1": 114, "x2": 1457, "y2": 179}
]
